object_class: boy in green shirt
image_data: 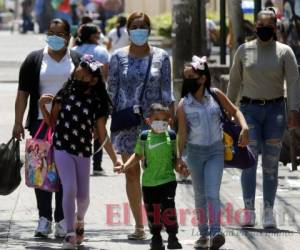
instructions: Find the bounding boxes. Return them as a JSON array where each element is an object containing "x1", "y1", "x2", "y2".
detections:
[{"x1": 115, "y1": 103, "x2": 186, "y2": 250}]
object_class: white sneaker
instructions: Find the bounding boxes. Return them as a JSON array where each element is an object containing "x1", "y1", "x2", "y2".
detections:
[
  {"x1": 55, "y1": 219, "x2": 67, "y2": 238},
  {"x1": 263, "y1": 208, "x2": 277, "y2": 229},
  {"x1": 239, "y1": 209, "x2": 256, "y2": 227},
  {"x1": 34, "y1": 217, "x2": 52, "y2": 237}
]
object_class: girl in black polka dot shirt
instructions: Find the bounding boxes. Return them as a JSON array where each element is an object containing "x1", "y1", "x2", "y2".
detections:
[{"x1": 39, "y1": 55, "x2": 121, "y2": 249}]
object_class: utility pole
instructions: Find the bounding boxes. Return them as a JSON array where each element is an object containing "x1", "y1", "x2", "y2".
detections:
[
  {"x1": 13, "y1": 0, "x2": 20, "y2": 32},
  {"x1": 220, "y1": 0, "x2": 226, "y2": 65},
  {"x1": 172, "y1": 0, "x2": 206, "y2": 101}
]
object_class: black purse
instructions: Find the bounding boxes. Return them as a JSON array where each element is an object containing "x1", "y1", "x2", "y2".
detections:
[{"x1": 110, "y1": 53, "x2": 153, "y2": 132}]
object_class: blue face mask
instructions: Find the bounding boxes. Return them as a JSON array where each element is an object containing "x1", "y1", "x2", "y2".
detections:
[
  {"x1": 129, "y1": 29, "x2": 149, "y2": 46},
  {"x1": 46, "y1": 35, "x2": 66, "y2": 51}
]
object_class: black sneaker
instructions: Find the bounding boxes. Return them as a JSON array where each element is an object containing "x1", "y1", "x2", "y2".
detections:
[
  {"x1": 210, "y1": 232, "x2": 225, "y2": 250},
  {"x1": 150, "y1": 234, "x2": 165, "y2": 250},
  {"x1": 167, "y1": 235, "x2": 182, "y2": 249}
]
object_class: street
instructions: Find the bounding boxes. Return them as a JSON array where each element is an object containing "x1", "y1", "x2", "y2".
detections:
[{"x1": 1, "y1": 32, "x2": 300, "y2": 250}]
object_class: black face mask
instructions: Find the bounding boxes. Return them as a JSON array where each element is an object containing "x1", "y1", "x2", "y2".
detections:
[
  {"x1": 71, "y1": 79, "x2": 90, "y2": 95},
  {"x1": 185, "y1": 79, "x2": 202, "y2": 94},
  {"x1": 256, "y1": 27, "x2": 275, "y2": 42}
]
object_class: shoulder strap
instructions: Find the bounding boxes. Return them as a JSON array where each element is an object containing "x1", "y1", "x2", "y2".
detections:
[
  {"x1": 112, "y1": 53, "x2": 120, "y2": 110},
  {"x1": 167, "y1": 130, "x2": 176, "y2": 141},
  {"x1": 113, "y1": 50, "x2": 153, "y2": 110},
  {"x1": 141, "y1": 130, "x2": 175, "y2": 141},
  {"x1": 140, "y1": 130, "x2": 149, "y2": 141},
  {"x1": 138, "y1": 51, "x2": 153, "y2": 102},
  {"x1": 209, "y1": 88, "x2": 227, "y2": 122}
]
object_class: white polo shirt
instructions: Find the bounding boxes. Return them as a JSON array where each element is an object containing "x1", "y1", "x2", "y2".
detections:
[{"x1": 38, "y1": 47, "x2": 75, "y2": 119}]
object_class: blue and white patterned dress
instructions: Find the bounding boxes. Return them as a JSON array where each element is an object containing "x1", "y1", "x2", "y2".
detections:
[{"x1": 107, "y1": 47, "x2": 174, "y2": 154}]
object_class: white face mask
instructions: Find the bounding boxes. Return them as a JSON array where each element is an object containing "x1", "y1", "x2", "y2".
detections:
[{"x1": 151, "y1": 120, "x2": 169, "y2": 133}]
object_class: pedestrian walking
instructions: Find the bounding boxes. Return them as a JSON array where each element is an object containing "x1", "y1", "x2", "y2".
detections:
[
  {"x1": 34, "y1": 0, "x2": 53, "y2": 34},
  {"x1": 176, "y1": 56, "x2": 249, "y2": 249},
  {"x1": 227, "y1": 9, "x2": 300, "y2": 228},
  {"x1": 107, "y1": 11, "x2": 174, "y2": 240},
  {"x1": 115, "y1": 103, "x2": 184, "y2": 250},
  {"x1": 73, "y1": 22, "x2": 110, "y2": 175},
  {"x1": 21, "y1": 0, "x2": 34, "y2": 33},
  {"x1": 12, "y1": 18, "x2": 81, "y2": 238},
  {"x1": 73, "y1": 23, "x2": 110, "y2": 80},
  {"x1": 39, "y1": 55, "x2": 121, "y2": 249},
  {"x1": 107, "y1": 15, "x2": 130, "y2": 53}
]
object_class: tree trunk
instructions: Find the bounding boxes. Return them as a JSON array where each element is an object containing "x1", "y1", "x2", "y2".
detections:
[{"x1": 172, "y1": 0, "x2": 206, "y2": 101}]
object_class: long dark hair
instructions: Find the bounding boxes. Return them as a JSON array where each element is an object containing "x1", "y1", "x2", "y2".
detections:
[
  {"x1": 116, "y1": 16, "x2": 127, "y2": 38},
  {"x1": 181, "y1": 62, "x2": 212, "y2": 98},
  {"x1": 55, "y1": 68, "x2": 112, "y2": 115},
  {"x1": 77, "y1": 23, "x2": 99, "y2": 45}
]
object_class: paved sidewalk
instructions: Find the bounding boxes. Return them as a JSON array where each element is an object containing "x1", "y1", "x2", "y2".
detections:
[
  {"x1": 0, "y1": 31, "x2": 45, "y2": 83},
  {"x1": 1, "y1": 84, "x2": 300, "y2": 250},
  {"x1": 1, "y1": 32, "x2": 300, "y2": 249}
]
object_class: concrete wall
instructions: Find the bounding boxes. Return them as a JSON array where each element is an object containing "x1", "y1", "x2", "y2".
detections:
[{"x1": 124, "y1": 0, "x2": 171, "y2": 17}]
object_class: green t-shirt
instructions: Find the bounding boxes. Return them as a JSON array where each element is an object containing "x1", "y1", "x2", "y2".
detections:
[{"x1": 134, "y1": 130, "x2": 177, "y2": 187}]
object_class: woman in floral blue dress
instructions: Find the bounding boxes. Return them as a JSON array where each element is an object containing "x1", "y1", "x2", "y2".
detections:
[{"x1": 107, "y1": 12, "x2": 174, "y2": 240}]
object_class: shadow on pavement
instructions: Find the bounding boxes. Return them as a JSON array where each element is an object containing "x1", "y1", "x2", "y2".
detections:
[
  {"x1": 26, "y1": 246, "x2": 100, "y2": 250},
  {"x1": 86, "y1": 228, "x2": 150, "y2": 245},
  {"x1": 227, "y1": 226, "x2": 299, "y2": 234}
]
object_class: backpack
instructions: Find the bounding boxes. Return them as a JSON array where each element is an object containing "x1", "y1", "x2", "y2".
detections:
[{"x1": 139, "y1": 130, "x2": 176, "y2": 168}]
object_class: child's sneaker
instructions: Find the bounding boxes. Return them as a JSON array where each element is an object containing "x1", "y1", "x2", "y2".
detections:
[
  {"x1": 167, "y1": 234, "x2": 182, "y2": 249},
  {"x1": 34, "y1": 217, "x2": 52, "y2": 238},
  {"x1": 150, "y1": 234, "x2": 165, "y2": 250},
  {"x1": 62, "y1": 232, "x2": 76, "y2": 250},
  {"x1": 75, "y1": 219, "x2": 85, "y2": 245}
]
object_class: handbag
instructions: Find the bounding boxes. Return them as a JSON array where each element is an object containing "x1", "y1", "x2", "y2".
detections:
[
  {"x1": 210, "y1": 89, "x2": 256, "y2": 169},
  {"x1": 25, "y1": 121, "x2": 60, "y2": 192},
  {"x1": 110, "y1": 52, "x2": 153, "y2": 132},
  {"x1": 0, "y1": 138, "x2": 23, "y2": 195}
]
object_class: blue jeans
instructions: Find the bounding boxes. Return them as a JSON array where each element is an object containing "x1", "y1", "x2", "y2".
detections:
[
  {"x1": 240, "y1": 101, "x2": 286, "y2": 210},
  {"x1": 186, "y1": 141, "x2": 224, "y2": 237}
]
